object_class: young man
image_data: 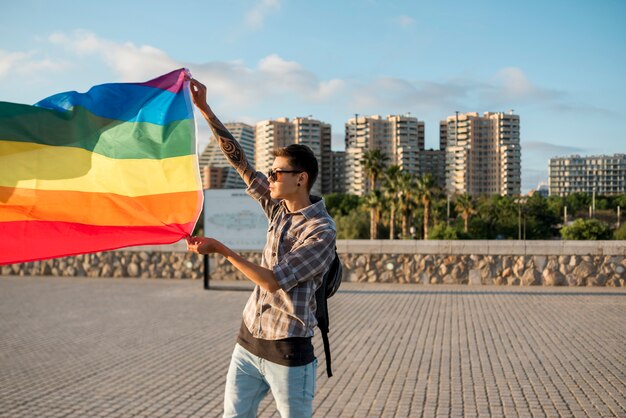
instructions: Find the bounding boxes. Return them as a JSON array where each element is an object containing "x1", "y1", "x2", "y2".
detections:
[{"x1": 187, "y1": 79, "x2": 336, "y2": 417}]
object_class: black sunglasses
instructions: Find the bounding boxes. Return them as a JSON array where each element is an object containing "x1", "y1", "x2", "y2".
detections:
[{"x1": 267, "y1": 169, "x2": 303, "y2": 182}]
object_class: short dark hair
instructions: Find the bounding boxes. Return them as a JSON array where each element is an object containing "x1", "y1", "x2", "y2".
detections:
[{"x1": 272, "y1": 144, "x2": 319, "y2": 192}]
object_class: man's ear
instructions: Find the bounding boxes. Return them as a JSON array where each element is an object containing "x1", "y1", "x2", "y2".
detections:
[{"x1": 299, "y1": 172, "x2": 309, "y2": 187}]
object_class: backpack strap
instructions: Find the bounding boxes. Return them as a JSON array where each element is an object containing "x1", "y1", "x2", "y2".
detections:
[
  {"x1": 316, "y1": 294, "x2": 333, "y2": 377},
  {"x1": 321, "y1": 328, "x2": 333, "y2": 378}
]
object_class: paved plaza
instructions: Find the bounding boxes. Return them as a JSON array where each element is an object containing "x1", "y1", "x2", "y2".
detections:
[{"x1": 0, "y1": 276, "x2": 625, "y2": 417}]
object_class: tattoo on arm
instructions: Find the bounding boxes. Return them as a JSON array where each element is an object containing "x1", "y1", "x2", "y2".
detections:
[{"x1": 206, "y1": 115, "x2": 255, "y2": 185}]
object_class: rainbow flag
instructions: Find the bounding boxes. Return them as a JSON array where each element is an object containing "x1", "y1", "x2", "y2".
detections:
[{"x1": 0, "y1": 69, "x2": 203, "y2": 265}]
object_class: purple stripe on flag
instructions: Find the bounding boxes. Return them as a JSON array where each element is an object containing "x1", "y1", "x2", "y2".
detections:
[{"x1": 138, "y1": 68, "x2": 189, "y2": 93}]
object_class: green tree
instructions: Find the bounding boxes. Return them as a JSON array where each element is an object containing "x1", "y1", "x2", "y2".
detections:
[
  {"x1": 360, "y1": 149, "x2": 388, "y2": 193},
  {"x1": 360, "y1": 150, "x2": 388, "y2": 239},
  {"x1": 561, "y1": 218, "x2": 612, "y2": 240},
  {"x1": 324, "y1": 193, "x2": 361, "y2": 218},
  {"x1": 428, "y1": 223, "x2": 458, "y2": 240},
  {"x1": 415, "y1": 174, "x2": 435, "y2": 240},
  {"x1": 523, "y1": 194, "x2": 561, "y2": 239},
  {"x1": 614, "y1": 222, "x2": 626, "y2": 240},
  {"x1": 474, "y1": 195, "x2": 517, "y2": 239},
  {"x1": 398, "y1": 172, "x2": 417, "y2": 238},
  {"x1": 335, "y1": 210, "x2": 370, "y2": 239},
  {"x1": 455, "y1": 193, "x2": 476, "y2": 233},
  {"x1": 565, "y1": 192, "x2": 591, "y2": 215},
  {"x1": 382, "y1": 165, "x2": 403, "y2": 239},
  {"x1": 362, "y1": 190, "x2": 384, "y2": 240}
]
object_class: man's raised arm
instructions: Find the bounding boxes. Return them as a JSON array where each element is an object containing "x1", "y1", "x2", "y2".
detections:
[{"x1": 189, "y1": 79, "x2": 255, "y2": 186}]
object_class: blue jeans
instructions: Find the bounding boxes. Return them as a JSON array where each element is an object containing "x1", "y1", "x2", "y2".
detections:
[{"x1": 223, "y1": 343, "x2": 317, "y2": 418}]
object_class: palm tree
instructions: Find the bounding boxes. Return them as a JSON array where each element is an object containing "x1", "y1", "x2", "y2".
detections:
[
  {"x1": 398, "y1": 172, "x2": 417, "y2": 238},
  {"x1": 455, "y1": 193, "x2": 476, "y2": 233},
  {"x1": 360, "y1": 149, "x2": 388, "y2": 193},
  {"x1": 415, "y1": 174, "x2": 435, "y2": 240},
  {"x1": 360, "y1": 149, "x2": 388, "y2": 239},
  {"x1": 362, "y1": 190, "x2": 384, "y2": 240},
  {"x1": 382, "y1": 165, "x2": 403, "y2": 239}
]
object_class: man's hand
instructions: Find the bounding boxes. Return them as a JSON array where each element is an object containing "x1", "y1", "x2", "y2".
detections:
[
  {"x1": 186, "y1": 236, "x2": 224, "y2": 255},
  {"x1": 189, "y1": 79, "x2": 213, "y2": 117}
]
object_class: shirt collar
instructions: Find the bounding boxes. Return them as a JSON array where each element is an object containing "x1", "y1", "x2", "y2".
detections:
[{"x1": 280, "y1": 195, "x2": 325, "y2": 220}]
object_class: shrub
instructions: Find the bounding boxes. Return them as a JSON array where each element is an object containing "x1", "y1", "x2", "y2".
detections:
[
  {"x1": 614, "y1": 222, "x2": 626, "y2": 240},
  {"x1": 560, "y1": 218, "x2": 612, "y2": 240},
  {"x1": 428, "y1": 223, "x2": 458, "y2": 240}
]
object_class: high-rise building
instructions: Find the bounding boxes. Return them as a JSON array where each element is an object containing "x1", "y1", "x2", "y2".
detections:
[
  {"x1": 331, "y1": 151, "x2": 346, "y2": 193},
  {"x1": 418, "y1": 150, "x2": 446, "y2": 189},
  {"x1": 254, "y1": 117, "x2": 331, "y2": 196},
  {"x1": 344, "y1": 114, "x2": 425, "y2": 196},
  {"x1": 442, "y1": 111, "x2": 521, "y2": 197},
  {"x1": 199, "y1": 122, "x2": 255, "y2": 189},
  {"x1": 549, "y1": 154, "x2": 626, "y2": 196}
]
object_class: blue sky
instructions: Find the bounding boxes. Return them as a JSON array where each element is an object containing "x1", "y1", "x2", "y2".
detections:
[{"x1": 1, "y1": 0, "x2": 625, "y2": 193}]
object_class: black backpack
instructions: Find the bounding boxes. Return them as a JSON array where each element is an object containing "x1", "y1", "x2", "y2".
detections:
[{"x1": 315, "y1": 250, "x2": 342, "y2": 377}]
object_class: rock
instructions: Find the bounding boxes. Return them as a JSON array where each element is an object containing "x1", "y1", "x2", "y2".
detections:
[
  {"x1": 507, "y1": 276, "x2": 520, "y2": 286},
  {"x1": 441, "y1": 274, "x2": 455, "y2": 284},
  {"x1": 587, "y1": 274, "x2": 608, "y2": 286},
  {"x1": 127, "y1": 262, "x2": 140, "y2": 277},
  {"x1": 567, "y1": 275, "x2": 585, "y2": 286},
  {"x1": 468, "y1": 269, "x2": 482, "y2": 285},
  {"x1": 543, "y1": 270, "x2": 565, "y2": 286},
  {"x1": 572, "y1": 261, "x2": 595, "y2": 281},
  {"x1": 533, "y1": 256, "x2": 547, "y2": 272},
  {"x1": 438, "y1": 263, "x2": 449, "y2": 276},
  {"x1": 451, "y1": 265, "x2": 464, "y2": 281},
  {"x1": 521, "y1": 269, "x2": 541, "y2": 286},
  {"x1": 379, "y1": 271, "x2": 394, "y2": 283},
  {"x1": 513, "y1": 257, "x2": 525, "y2": 277}
]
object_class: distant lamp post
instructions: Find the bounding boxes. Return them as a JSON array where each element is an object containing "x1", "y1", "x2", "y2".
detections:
[{"x1": 515, "y1": 197, "x2": 528, "y2": 240}]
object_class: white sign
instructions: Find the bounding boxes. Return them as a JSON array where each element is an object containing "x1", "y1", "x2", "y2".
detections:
[{"x1": 203, "y1": 189, "x2": 268, "y2": 250}]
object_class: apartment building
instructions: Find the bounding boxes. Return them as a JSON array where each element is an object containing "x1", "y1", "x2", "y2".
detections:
[
  {"x1": 198, "y1": 122, "x2": 255, "y2": 189},
  {"x1": 442, "y1": 111, "x2": 521, "y2": 197},
  {"x1": 254, "y1": 117, "x2": 331, "y2": 196},
  {"x1": 344, "y1": 114, "x2": 425, "y2": 196},
  {"x1": 549, "y1": 154, "x2": 626, "y2": 196},
  {"x1": 331, "y1": 151, "x2": 346, "y2": 193}
]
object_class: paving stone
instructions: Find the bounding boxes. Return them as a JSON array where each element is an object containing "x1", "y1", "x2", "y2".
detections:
[{"x1": 0, "y1": 276, "x2": 625, "y2": 417}]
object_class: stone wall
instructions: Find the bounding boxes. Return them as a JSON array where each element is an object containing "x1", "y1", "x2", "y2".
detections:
[
  {"x1": 3, "y1": 241, "x2": 625, "y2": 286},
  {"x1": 1, "y1": 244, "x2": 205, "y2": 280}
]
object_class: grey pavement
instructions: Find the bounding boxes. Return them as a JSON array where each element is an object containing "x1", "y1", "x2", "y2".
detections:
[{"x1": 0, "y1": 276, "x2": 625, "y2": 418}]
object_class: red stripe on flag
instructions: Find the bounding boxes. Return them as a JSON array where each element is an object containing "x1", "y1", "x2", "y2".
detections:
[{"x1": 0, "y1": 220, "x2": 195, "y2": 265}]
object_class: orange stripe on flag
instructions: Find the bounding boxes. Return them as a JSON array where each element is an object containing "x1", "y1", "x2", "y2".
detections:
[{"x1": 0, "y1": 187, "x2": 202, "y2": 227}]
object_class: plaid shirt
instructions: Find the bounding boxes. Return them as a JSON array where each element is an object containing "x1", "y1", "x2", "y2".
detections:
[{"x1": 242, "y1": 172, "x2": 336, "y2": 339}]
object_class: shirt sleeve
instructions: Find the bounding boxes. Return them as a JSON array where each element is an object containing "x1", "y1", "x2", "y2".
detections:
[
  {"x1": 246, "y1": 171, "x2": 280, "y2": 220},
  {"x1": 272, "y1": 227, "x2": 336, "y2": 293}
]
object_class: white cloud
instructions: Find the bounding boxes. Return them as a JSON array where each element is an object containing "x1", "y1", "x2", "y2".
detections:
[
  {"x1": 245, "y1": 0, "x2": 281, "y2": 30},
  {"x1": 487, "y1": 67, "x2": 562, "y2": 104},
  {"x1": 0, "y1": 49, "x2": 67, "y2": 78},
  {"x1": 48, "y1": 30, "x2": 178, "y2": 81},
  {"x1": 394, "y1": 15, "x2": 415, "y2": 27},
  {"x1": 42, "y1": 31, "x2": 344, "y2": 111}
]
